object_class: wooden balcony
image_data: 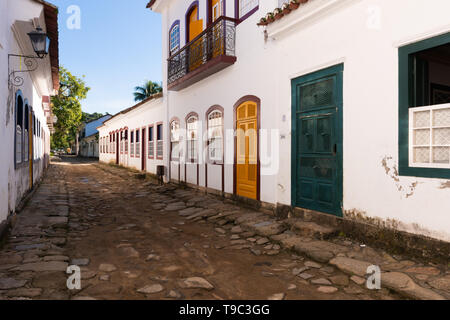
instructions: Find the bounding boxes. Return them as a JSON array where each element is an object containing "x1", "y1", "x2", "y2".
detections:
[{"x1": 167, "y1": 17, "x2": 237, "y2": 92}]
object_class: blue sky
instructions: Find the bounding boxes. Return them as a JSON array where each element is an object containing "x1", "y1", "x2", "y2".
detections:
[{"x1": 51, "y1": 0, "x2": 162, "y2": 115}]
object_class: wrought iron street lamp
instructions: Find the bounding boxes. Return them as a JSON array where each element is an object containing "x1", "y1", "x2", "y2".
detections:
[
  {"x1": 27, "y1": 27, "x2": 50, "y2": 58},
  {"x1": 8, "y1": 26, "x2": 51, "y2": 87}
]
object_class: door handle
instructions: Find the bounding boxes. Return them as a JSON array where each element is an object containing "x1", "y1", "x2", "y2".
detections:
[{"x1": 333, "y1": 144, "x2": 337, "y2": 156}]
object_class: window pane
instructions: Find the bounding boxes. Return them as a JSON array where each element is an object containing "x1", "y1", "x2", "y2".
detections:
[
  {"x1": 157, "y1": 124, "x2": 163, "y2": 140},
  {"x1": 239, "y1": 0, "x2": 259, "y2": 18}
]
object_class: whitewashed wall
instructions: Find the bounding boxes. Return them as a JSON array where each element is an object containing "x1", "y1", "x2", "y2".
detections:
[
  {"x1": 153, "y1": 0, "x2": 450, "y2": 241},
  {"x1": 0, "y1": 0, "x2": 53, "y2": 225},
  {"x1": 98, "y1": 97, "x2": 166, "y2": 176}
]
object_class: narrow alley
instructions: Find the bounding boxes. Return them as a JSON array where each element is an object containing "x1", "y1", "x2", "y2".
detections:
[{"x1": 0, "y1": 158, "x2": 448, "y2": 300}]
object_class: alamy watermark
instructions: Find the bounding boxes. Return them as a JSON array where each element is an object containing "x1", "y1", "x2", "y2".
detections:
[
  {"x1": 66, "y1": 265, "x2": 81, "y2": 290},
  {"x1": 366, "y1": 265, "x2": 381, "y2": 290},
  {"x1": 66, "y1": 5, "x2": 81, "y2": 30}
]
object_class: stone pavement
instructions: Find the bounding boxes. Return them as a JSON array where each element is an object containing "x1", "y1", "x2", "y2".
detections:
[
  {"x1": 0, "y1": 163, "x2": 70, "y2": 299},
  {"x1": 0, "y1": 157, "x2": 448, "y2": 300}
]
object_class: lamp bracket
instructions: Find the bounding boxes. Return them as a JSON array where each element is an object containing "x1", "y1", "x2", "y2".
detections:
[{"x1": 8, "y1": 54, "x2": 42, "y2": 88}]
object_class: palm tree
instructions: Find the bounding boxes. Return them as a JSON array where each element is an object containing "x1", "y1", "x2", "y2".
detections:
[{"x1": 133, "y1": 80, "x2": 162, "y2": 102}]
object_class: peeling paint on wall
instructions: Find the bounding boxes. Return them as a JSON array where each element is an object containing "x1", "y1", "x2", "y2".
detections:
[
  {"x1": 439, "y1": 181, "x2": 450, "y2": 189},
  {"x1": 6, "y1": 86, "x2": 13, "y2": 126},
  {"x1": 344, "y1": 208, "x2": 450, "y2": 242},
  {"x1": 381, "y1": 156, "x2": 419, "y2": 198}
]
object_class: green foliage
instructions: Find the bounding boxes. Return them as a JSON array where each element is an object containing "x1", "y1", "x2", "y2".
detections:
[
  {"x1": 50, "y1": 67, "x2": 90, "y2": 150},
  {"x1": 82, "y1": 112, "x2": 106, "y2": 123},
  {"x1": 133, "y1": 80, "x2": 162, "y2": 102}
]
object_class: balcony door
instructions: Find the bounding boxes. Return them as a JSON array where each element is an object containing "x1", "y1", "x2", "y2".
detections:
[
  {"x1": 188, "y1": 5, "x2": 203, "y2": 42},
  {"x1": 211, "y1": 0, "x2": 223, "y2": 22},
  {"x1": 187, "y1": 4, "x2": 203, "y2": 71}
]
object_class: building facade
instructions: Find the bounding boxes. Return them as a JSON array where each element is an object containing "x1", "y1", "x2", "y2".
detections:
[
  {"x1": 0, "y1": 0, "x2": 59, "y2": 233},
  {"x1": 98, "y1": 93, "x2": 165, "y2": 173},
  {"x1": 77, "y1": 115, "x2": 112, "y2": 158},
  {"x1": 101, "y1": 0, "x2": 450, "y2": 243}
]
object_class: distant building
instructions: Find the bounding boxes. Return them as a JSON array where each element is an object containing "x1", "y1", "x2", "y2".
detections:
[{"x1": 77, "y1": 115, "x2": 112, "y2": 158}]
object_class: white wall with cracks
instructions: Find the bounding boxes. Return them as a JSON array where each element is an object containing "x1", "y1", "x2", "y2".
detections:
[
  {"x1": 0, "y1": 0, "x2": 55, "y2": 225},
  {"x1": 138, "y1": 0, "x2": 450, "y2": 241}
]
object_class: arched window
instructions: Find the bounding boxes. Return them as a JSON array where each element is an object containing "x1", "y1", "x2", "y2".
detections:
[
  {"x1": 186, "y1": 115, "x2": 198, "y2": 162},
  {"x1": 15, "y1": 93, "x2": 23, "y2": 165},
  {"x1": 24, "y1": 104, "x2": 29, "y2": 162},
  {"x1": 186, "y1": 2, "x2": 202, "y2": 43},
  {"x1": 170, "y1": 120, "x2": 180, "y2": 161},
  {"x1": 207, "y1": 109, "x2": 223, "y2": 162},
  {"x1": 169, "y1": 21, "x2": 180, "y2": 56}
]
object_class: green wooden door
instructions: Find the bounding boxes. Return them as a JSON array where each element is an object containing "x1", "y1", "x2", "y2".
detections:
[{"x1": 291, "y1": 64, "x2": 343, "y2": 216}]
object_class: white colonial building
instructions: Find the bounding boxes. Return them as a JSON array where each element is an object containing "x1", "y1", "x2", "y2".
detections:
[
  {"x1": 77, "y1": 115, "x2": 111, "y2": 158},
  {"x1": 100, "y1": 0, "x2": 450, "y2": 243},
  {"x1": 0, "y1": 0, "x2": 59, "y2": 235},
  {"x1": 98, "y1": 93, "x2": 166, "y2": 173}
]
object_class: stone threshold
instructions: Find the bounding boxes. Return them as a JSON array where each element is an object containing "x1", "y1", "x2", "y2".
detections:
[{"x1": 169, "y1": 178, "x2": 449, "y2": 265}]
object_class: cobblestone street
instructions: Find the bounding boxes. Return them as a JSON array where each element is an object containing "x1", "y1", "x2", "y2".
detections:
[{"x1": 0, "y1": 157, "x2": 448, "y2": 300}]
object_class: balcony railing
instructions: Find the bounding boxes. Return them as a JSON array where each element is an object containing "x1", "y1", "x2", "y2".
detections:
[{"x1": 168, "y1": 16, "x2": 237, "y2": 91}]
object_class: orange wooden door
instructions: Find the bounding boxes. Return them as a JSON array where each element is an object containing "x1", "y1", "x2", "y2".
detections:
[
  {"x1": 236, "y1": 101, "x2": 258, "y2": 200},
  {"x1": 211, "y1": 0, "x2": 223, "y2": 58},
  {"x1": 189, "y1": 6, "x2": 203, "y2": 71},
  {"x1": 211, "y1": 0, "x2": 222, "y2": 22},
  {"x1": 189, "y1": 6, "x2": 203, "y2": 41}
]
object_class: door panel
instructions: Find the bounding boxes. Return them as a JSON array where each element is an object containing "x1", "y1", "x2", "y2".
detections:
[
  {"x1": 292, "y1": 65, "x2": 343, "y2": 216},
  {"x1": 236, "y1": 102, "x2": 258, "y2": 200}
]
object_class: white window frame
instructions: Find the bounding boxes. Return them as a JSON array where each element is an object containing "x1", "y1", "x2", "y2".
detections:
[
  {"x1": 207, "y1": 110, "x2": 223, "y2": 163},
  {"x1": 135, "y1": 129, "x2": 141, "y2": 158},
  {"x1": 156, "y1": 124, "x2": 164, "y2": 159},
  {"x1": 409, "y1": 103, "x2": 450, "y2": 169},
  {"x1": 186, "y1": 116, "x2": 198, "y2": 162},
  {"x1": 148, "y1": 125, "x2": 154, "y2": 159},
  {"x1": 170, "y1": 121, "x2": 180, "y2": 161},
  {"x1": 239, "y1": 0, "x2": 259, "y2": 19},
  {"x1": 169, "y1": 24, "x2": 180, "y2": 56},
  {"x1": 130, "y1": 131, "x2": 134, "y2": 157}
]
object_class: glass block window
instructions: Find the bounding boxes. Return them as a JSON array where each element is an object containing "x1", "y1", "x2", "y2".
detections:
[
  {"x1": 171, "y1": 120, "x2": 180, "y2": 161},
  {"x1": 208, "y1": 110, "x2": 223, "y2": 162},
  {"x1": 148, "y1": 126, "x2": 154, "y2": 158},
  {"x1": 169, "y1": 23, "x2": 180, "y2": 56},
  {"x1": 157, "y1": 124, "x2": 163, "y2": 159},
  {"x1": 239, "y1": 0, "x2": 259, "y2": 19},
  {"x1": 410, "y1": 104, "x2": 450, "y2": 168},
  {"x1": 187, "y1": 116, "x2": 198, "y2": 162}
]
